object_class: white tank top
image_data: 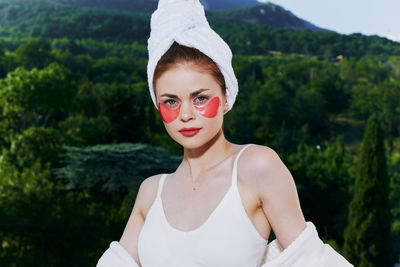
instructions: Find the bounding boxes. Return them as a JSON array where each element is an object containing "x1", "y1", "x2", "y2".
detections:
[{"x1": 138, "y1": 144, "x2": 268, "y2": 267}]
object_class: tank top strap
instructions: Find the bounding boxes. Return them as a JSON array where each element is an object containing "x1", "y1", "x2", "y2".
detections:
[
  {"x1": 231, "y1": 144, "x2": 254, "y2": 188},
  {"x1": 156, "y1": 173, "x2": 168, "y2": 199}
]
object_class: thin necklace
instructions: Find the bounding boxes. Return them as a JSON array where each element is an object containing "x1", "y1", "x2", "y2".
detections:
[
  {"x1": 191, "y1": 179, "x2": 199, "y2": 191},
  {"x1": 189, "y1": 175, "x2": 204, "y2": 191},
  {"x1": 188, "y1": 145, "x2": 237, "y2": 191}
]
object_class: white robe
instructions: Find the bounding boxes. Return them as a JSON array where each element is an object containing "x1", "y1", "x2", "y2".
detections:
[
  {"x1": 96, "y1": 221, "x2": 353, "y2": 267},
  {"x1": 259, "y1": 221, "x2": 353, "y2": 267}
]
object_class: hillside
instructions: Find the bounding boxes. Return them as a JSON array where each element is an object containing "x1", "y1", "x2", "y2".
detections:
[
  {"x1": 210, "y1": 3, "x2": 328, "y2": 32},
  {"x1": 200, "y1": 0, "x2": 261, "y2": 10}
]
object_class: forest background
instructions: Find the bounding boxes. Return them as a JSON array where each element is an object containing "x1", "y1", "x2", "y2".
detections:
[{"x1": 0, "y1": 0, "x2": 399, "y2": 266}]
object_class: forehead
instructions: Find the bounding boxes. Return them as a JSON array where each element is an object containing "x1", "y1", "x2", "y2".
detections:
[{"x1": 155, "y1": 65, "x2": 220, "y2": 96}]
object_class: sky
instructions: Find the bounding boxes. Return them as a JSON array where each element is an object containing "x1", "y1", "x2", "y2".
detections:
[{"x1": 257, "y1": 0, "x2": 400, "y2": 42}]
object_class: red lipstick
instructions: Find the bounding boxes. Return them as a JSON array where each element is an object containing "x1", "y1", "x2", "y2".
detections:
[{"x1": 179, "y1": 127, "x2": 201, "y2": 137}]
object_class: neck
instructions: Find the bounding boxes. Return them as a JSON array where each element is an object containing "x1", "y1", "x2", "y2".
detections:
[{"x1": 181, "y1": 129, "x2": 233, "y2": 183}]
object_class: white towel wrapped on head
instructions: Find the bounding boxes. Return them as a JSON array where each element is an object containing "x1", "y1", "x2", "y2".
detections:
[{"x1": 147, "y1": 0, "x2": 239, "y2": 113}]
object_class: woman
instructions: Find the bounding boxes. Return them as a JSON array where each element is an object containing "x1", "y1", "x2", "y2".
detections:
[{"x1": 97, "y1": 0, "x2": 353, "y2": 266}]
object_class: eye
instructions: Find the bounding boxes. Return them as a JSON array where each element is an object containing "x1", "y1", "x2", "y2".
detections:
[
  {"x1": 194, "y1": 96, "x2": 209, "y2": 105},
  {"x1": 164, "y1": 99, "x2": 179, "y2": 109}
]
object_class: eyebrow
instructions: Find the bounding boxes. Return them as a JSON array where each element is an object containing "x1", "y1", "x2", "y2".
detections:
[{"x1": 160, "y1": 88, "x2": 210, "y2": 98}]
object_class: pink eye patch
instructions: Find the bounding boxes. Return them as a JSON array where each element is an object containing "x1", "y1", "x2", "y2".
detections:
[
  {"x1": 194, "y1": 96, "x2": 220, "y2": 118},
  {"x1": 158, "y1": 102, "x2": 181, "y2": 123}
]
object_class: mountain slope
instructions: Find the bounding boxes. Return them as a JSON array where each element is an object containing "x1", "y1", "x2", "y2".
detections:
[
  {"x1": 210, "y1": 3, "x2": 329, "y2": 32},
  {"x1": 200, "y1": 0, "x2": 261, "y2": 10}
]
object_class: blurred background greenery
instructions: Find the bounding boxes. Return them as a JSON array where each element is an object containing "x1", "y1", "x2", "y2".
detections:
[{"x1": 0, "y1": 0, "x2": 399, "y2": 266}]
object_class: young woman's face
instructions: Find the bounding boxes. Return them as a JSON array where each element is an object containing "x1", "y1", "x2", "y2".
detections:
[{"x1": 154, "y1": 64, "x2": 228, "y2": 149}]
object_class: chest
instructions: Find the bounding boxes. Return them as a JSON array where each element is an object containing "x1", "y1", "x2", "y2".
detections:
[{"x1": 160, "y1": 174, "x2": 262, "y2": 232}]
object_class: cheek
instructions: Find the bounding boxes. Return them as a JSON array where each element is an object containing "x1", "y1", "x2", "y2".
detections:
[
  {"x1": 194, "y1": 96, "x2": 220, "y2": 118},
  {"x1": 158, "y1": 102, "x2": 181, "y2": 123}
]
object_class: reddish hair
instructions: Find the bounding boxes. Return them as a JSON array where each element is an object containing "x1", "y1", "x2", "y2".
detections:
[{"x1": 153, "y1": 41, "x2": 226, "y2": 96}]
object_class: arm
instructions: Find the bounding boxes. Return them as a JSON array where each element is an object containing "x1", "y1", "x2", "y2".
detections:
[
  {"x1": 245, "y1": 145, "x2": 353, "y2": 266},
  {"x1": 97, "y1": 174, "x2": 161, "y2": 267},
  {"x1": 119, "y1": 177, "x2": 152, "y2": 265},
  {"x1": 247, "y1": 145, "x2": 307, "y2": 249}
]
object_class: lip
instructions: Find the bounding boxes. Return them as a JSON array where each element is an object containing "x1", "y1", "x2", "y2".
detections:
[{"x1": 179, "y1": 127, "x2": 201, "y2": 137}]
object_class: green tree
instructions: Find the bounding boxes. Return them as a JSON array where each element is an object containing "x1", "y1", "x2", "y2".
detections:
[
  {"x1": 0, "y1": 43, "x2": 7, "y2": 78},
  {"x1": 286, "y1": 135, "x2": 354, "y2": 246},
  {"x1": 96, "y1": 82, "x2": 154, "y2": 143},
  {"x1": 58, "y1": 114, "x2": 112, "y2": 146},
  {"x1": 14, "y1": 39, "x2": 54, "y2": 70},
  {"x1": 343, "y1": 114, "x2": 393, "y2": 266},
  {"x1": 0, "y1": 63, "x2": 76, "y2": 139},
  {"x1": 6, "y1": 126, "x2": 65, "y2": 170},
  {"x1": 388, "y1": 151, "x2": 400, "y2": 263},
  {"x1": 54, "y1": 143, "x2": 181, "y2": 193},
  {"x1": 371, "y1": 80, "x2": 400, "y2": 153}
]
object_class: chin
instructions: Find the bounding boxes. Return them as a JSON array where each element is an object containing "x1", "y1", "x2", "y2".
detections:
[
  {"x1": 172, "y1": 129, "x2": 222, "y2": 150},
  {"x1": 174, "y1": 137, "x2": 206, "y2": 150}
]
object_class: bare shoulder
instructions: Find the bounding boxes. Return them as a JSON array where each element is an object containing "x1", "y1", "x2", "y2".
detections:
[
  {"x1": 136, "y1": 173, "x2": 164, "y2": 218},
  {"x1": 238, "y1": 144, "x2": 287, "y2": 182},
  {"x1": 239, "y1": 144, "x2": 306, "y2": 249},
  {"x1": 118, "y1": 173, "x2": 164, "y2": 264},
  {"x1": 126, "y1": 173, "x2": 164, "y2": 223},
  {"x1": 240, "y1": 144, "x2": 280, "y2": 164},
  {"x1": 237, "y1": 144, "x2": 297, "y2": 201}
]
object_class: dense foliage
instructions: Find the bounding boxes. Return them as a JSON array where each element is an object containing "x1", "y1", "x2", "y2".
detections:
[
  {"x1": 343, "y1": 115, "x2": 393, "y2": 266},
  {"x1": 0, "y1": 1, "x2": 399, "y2": 266}
]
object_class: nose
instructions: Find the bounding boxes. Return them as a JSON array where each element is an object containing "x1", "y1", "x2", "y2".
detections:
[{"x1": 180, "y1": 100, "x2": 195, "y2": 121}]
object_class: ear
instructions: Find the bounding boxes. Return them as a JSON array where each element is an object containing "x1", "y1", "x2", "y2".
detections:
[{"x1": 223, "y1": 98, "x2": 229, "y2": 114}]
